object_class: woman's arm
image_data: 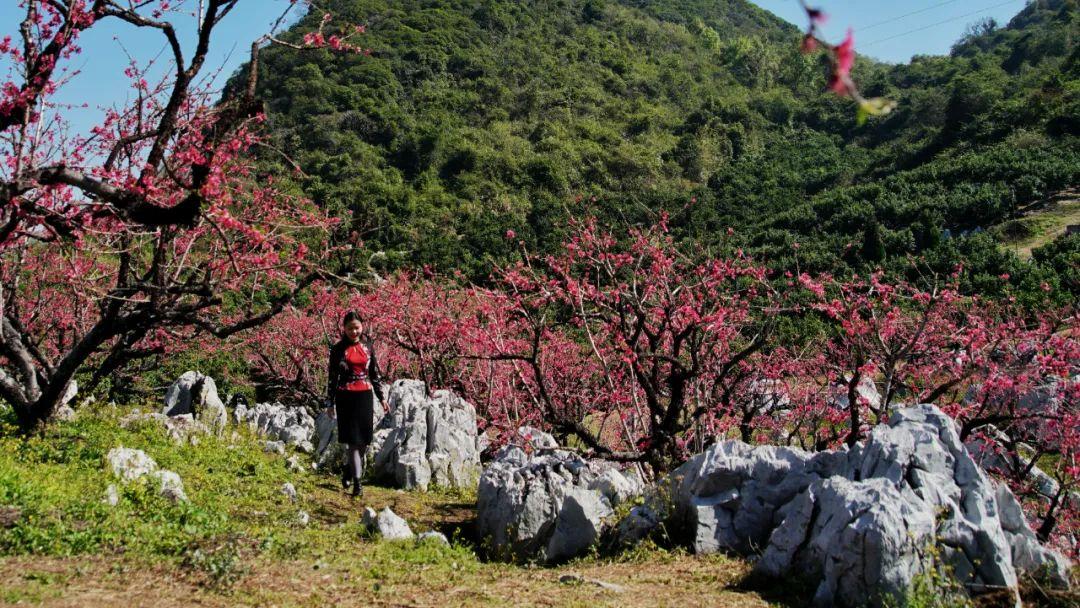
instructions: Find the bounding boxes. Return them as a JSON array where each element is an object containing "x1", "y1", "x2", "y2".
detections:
[
  {"x1": 368, "y1": 340, "x2": 385, "y2": 402},
  {"x1": 326, "y1": 343, "x2": 340, "y2": 407}
]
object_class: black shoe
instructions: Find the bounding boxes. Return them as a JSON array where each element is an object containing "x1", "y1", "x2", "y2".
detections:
[{"x1": 351, "y1": 478, "x2": 363, "y2": 498}]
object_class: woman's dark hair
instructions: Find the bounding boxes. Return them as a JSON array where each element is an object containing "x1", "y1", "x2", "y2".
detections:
[{"x1": 342, "y1": 311, "x2": 364, "y2": 326}]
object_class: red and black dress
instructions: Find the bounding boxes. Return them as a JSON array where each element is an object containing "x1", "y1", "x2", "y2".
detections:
[{"x1": 327, "y1": 339, "x2": 383, "y2": 445}]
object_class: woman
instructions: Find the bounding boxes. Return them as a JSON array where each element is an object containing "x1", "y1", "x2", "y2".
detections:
[{"x1": 326, "y1": 311, "x2": 384, "y2": 497}]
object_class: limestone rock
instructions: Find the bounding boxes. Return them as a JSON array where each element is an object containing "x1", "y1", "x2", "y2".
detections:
[
  {"x1": 234, "y1": 400, "x2": 315, "y2": 449},
  {"x1": 371, "y1": 507, "x2": 414, "y2": 540},
  {"x1": 518, "y1": 425, "x2": 558, "y2": 450},
  {"x1": 477, "y1": 447, "x2": 639, "y2": 563},
  {"x1": 162, "y1": 371, "x2": 227, "y2": 433},
  {"x1": 105, "y1": 447, "x2": 188, "y2": 503},
  {"x1": 286, "y1": 455, "x2": 305, "y2": 473},
  {"x1": 106, "y1": 447, "x2": 159, "y2": 482},
  {"x1": 104, "y1": 484, "x2": 120, "y2": 507},
  {"x1": 151, "y1": 470, "x2": 188, "y2": 503},
  {"x1": 667, "y1": 404, "x2": 1071, "y2": 607},
  {"x1": 60, "y1": 380, "x2": 78, "y2": 408},
  {"x1": 122, "y1": 412, "x2": 210, "y2": 445},
  {"x1": 281, "y1": 482, "x2": 298, "y2": 502},
  {"x1": 52, "y1": 405, "x2": 76, "y2": 422},
  {"x1": 361, "y1": 507, "x2": 378, "y2": 530},
  {"x1": 371, "y1": 380, "x2": 481, "y2": 490}
]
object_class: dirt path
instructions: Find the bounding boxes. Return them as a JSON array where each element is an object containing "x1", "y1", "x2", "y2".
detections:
[{"x1": 0, "y1": 552, "x2": 782, "y2": 607}]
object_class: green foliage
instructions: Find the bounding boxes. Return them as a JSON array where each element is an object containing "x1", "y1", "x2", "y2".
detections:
[{"x1": 243, "y1": 0, "x2": 1079, "y2": 303}]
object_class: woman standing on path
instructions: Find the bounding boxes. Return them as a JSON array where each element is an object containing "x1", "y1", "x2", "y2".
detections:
[{"x1": 326, "y1": 311, "x2": 384, "y2": 497}]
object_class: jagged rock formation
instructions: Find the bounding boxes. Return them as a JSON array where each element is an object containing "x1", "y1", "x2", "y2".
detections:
[
  {"x1": 121, "y1": 412, "x2": 210, "y2": 445},
  {"x1": 234, "y1": 400, "x2": 317, "y2": 453},
  {"x1": 369, "y1": 380, "x2": 481, "y2": 491},
  {"x1": 161, "y1": 371, "x2": 227, "y2": 433},
  {"x1": 477, "y1": 445, "x2": 642, "y2": 564},
  {"x1": 663, "y1": 404, "x2": 1070, "y2": 607}
]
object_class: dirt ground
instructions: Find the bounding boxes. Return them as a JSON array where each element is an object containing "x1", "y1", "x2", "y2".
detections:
[{"x1": 0, "y1": 552, "x2": 783, "y2": 608}]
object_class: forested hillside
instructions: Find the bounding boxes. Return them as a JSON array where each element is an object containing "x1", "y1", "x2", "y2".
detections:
[{"x1": 248, "y1": 0, "x2": 1079, "y2": 300}]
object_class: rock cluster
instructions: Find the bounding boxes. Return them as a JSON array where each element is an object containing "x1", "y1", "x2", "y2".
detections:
[
  {"x1": 369, "y1": 380, "x2": 481, "y2": 491},
  {"x1": 477, "y1": 445, "x2": 642, "y2": 564},
  {"x1": 161, "y1": 371, "x2": 227, "y2": 433},
  {"x1": 663, "y1": 404, "x2": 1070, "y2": 607},
  {"x1": 105, "y1": 446, "x2": 187, "y2": 503},
  {"x1": 234, "y1": 400, "x2": 316, "y2": 453}
]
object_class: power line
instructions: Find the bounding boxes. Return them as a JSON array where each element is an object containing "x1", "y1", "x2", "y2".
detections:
[
  {"x1": 860, "y1": 0, "x2": 964, "y2": 32},
  {"x1": 862, "y1": 0, "x2": 1025, "y2": 48}
]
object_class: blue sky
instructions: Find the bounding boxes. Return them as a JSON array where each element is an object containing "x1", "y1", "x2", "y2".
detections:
[
  {"x1": 749, "y1": 0, "x2": 1030, "y2": 62},
  {"x1": 1, "y1": 0, "x2": 1031, "y2": 138}
]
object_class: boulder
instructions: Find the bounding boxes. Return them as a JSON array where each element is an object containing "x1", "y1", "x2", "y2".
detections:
[
  {"x1": 104, "y1": 484, "x2": 120, "y2": 507},
  {"x1": 106, "y1": 447, "x2": 159, "y2": 482},
  {"x1": 151, "y1": 470, "x2": 188, "y2": 503},
  {"x1": 281, "y1": 482, "x2": 298, "y2": 502},
  {"x1": 60, "y1": 380, "x2": 78, "y2": 408},
  {"x1": 667, "y1": 404, "x2": 1070, "y2": 607},
  {"x1": 364, "y1": 506, "x2": 414, "y2": 540},
  {"x1": 162, "y1": 371, "x2": 227, "y2": 433},
  {"x1": 517, "y1": 426, "x2": 558, "y2": 450},
  {"x1": 104, "y1": 447, "x2": 188, "y2": 503},
  {"x1": 286, "y1": 455, "x2": 305, "y2": 473},
  {"x1": 361, "y1": 507, "x2": 378, "y2": 530},
  {"x1": 477, "y1": 447, "x2": 641, "y2": 564},
  {"x1": 371, "y1": 380, "x2": 481, "y2": 490}
]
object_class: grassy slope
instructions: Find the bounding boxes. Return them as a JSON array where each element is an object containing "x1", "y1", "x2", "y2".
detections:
[
  {"x1": 992, "y1": 188, "x2": 1080, "y2": 258},
  {"x1": 0, "y1": 405, "x2": 781, "y2": 607}
]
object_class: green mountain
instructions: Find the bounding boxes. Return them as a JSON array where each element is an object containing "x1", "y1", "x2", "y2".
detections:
[{"x1": 248, "y1": 0, "x2": 1079, "y2": 299}]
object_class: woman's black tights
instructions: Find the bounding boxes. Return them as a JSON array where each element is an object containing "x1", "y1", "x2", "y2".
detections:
[{"x1": 345, "y1": 443, "x2": 367, "y2": 482}]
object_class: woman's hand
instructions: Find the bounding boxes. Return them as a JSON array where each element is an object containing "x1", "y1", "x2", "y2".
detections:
[{"x1": 324, "y1": 399, "x2": 336, "y2": 420}]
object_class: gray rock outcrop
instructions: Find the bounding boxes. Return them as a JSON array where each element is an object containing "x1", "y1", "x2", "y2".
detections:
[
  {"x1": 370, "y1": 380, "x2": 481, "y2": 490},
  {"x1": 666, "y1": 404, "x2": 1070, "y2": 607},
  {"x1": 477, "y1": 446, "x2": 642, "y2": 564},
  {"x1": 162, "y1": 371, "x2": 227, "y2": 433},
  {"x1": 234, "y1": 400, "x2": 315, "y2": 453}
]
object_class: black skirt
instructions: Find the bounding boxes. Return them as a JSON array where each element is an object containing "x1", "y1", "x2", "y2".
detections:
[{"x1": 335, "y1": 389, "x2": 374, "y2": 445}]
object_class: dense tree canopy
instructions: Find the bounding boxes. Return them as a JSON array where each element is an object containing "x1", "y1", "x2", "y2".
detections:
[{"x1": 247, "y1": 0, "x2": 1079, "y2": 303}]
